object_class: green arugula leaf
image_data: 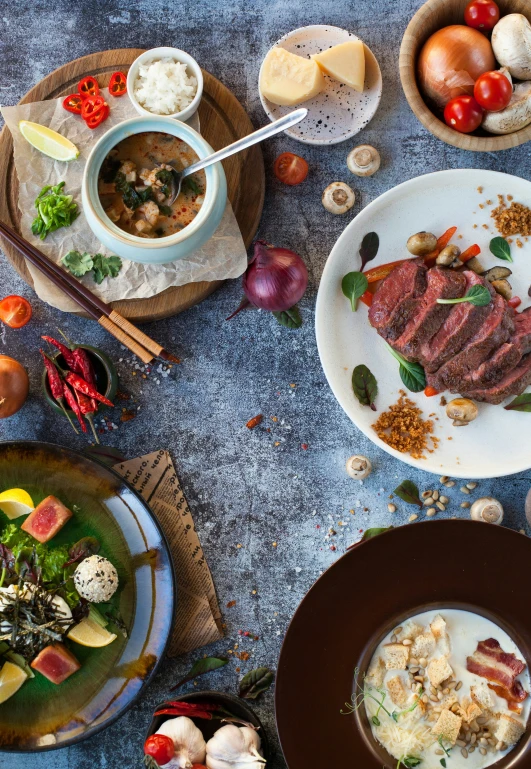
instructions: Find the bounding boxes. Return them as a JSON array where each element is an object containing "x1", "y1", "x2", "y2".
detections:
[
  {"x1": 31, "y1": 181, "x2": 79, "y2": 240},
  {"x1": 91, "y1": 254, "x2": 123, "y2": 284},
  {"x1": 385, "y1": 343, "x2": 426, "y2": 392},
  {"x1": 273, "y1": 305, "x2": 303, "y2": 329},
  {"x1": 504, "y1": 393, "x2": 531, "y2": 412},
  {"x1": 61, "y1": 251, "x2": 93, "y2": 277},
  {"x1": 393, "y1": 480, "x2": 422, "y2": 508},
  {"x1": 170, "y1": 656, "x2": 228, "y2": 691},
  {"x1": 342, "y1": 271, "x2": 369, "y2": 312},
  {"x1": 359, "y1": 232, "x2": 379, "y2": 271},
  {"x1": 239, "y1": 666, "x2": 275, "y2": 699},
  {"x1": 490, "y1": 236, "x2": 513, "y2": 262},
  {"x1": 437, "y1": 285, "x2": 491, "y2": 307},
  {"x1": 352, "y1": 364, "x2": 378, "y2": 410}
]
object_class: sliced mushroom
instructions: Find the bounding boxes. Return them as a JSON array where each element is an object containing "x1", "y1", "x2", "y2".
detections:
[
  {"x1": 482, "y1": 266, "x2": 512, "y2": 283},
  {"x1": 491, "y1": 278, "x2": 512, "y2": 300},
  {"x1": 446, "y1": 398, "x2": 478, "y2": 427},
  {"x1": 322, "y1": 182, "x2": 355, "y2": 215},
  {"x1": 492, "y1": 14, "x2": 531, "y2": 80},
  {"x1": 462, "y1": 256, "x2": 484, "y2": 275},
  {"x1": 482, "y1": 81, "x2": 531, "y2": 135},
  {"x1": 407, "y1": 232, "x2": 437, "y2": 256},
  {"x1": 436, "y1": 244, "x2": 461, "y2": 267},
  {"x1": 346, "y1": 455, "x2": 372, "y2": 480},
  {"x1": 347, "y1": 145, "x2": 381, "y2": 177},
  {"x1": 470, "y1": 497, "x2": 504, "y2": 525}
]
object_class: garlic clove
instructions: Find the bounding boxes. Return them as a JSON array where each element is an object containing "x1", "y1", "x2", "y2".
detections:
[
  {"x1": 206, "y1": 724, "x2": 266, "y2": 768},
  {"x1": 156, "y1": 716, "x2": 207, "y2": 768}
]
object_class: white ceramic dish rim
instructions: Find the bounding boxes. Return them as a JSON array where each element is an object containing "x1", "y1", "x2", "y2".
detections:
[
  {"x1": 82, "y1": 116, "x2": 219, "y2": 251},
  {"x1": 315, "y1": 168, "x2": 531, "y2": 480},
  {"x1": 126, "y1": 46, "x2": 204, "y2": 122},
  {"x1": 258, "y1": 24, "x2": 382, "y2": 147}
]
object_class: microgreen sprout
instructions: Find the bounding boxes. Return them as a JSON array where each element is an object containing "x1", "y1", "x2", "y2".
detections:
[
  {"x1": 397, "y1": 755, "x2": 422, "y2": 769},
  {"x1": 340, "y1": 667, "x2": 395, "y2": 721}
]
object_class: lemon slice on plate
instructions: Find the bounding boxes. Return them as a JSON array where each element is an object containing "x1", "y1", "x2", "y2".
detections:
[
  {"x1": 19, "y1": 120, "x2": 79, "y2": 161},
  {"x1": 0, "y1": 661, "x2": 27, "y2": 704},
  {"x1": 0, "y1": 488, "x2": 34, "y2": 519},
  {"x1": 67, "y1": 616, "x2": 117, "y2": 648}
]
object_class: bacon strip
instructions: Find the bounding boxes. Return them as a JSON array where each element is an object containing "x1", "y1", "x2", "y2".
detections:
[
  {"x1": 488, "y1": 680, "x2": 528, "y2": 713},
  {"x1": 466, "y1": 638, "x2": 526, "y2": 690}
]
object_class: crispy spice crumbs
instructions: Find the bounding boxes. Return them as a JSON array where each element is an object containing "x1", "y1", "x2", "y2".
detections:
[
  {"x1": 492, "y1": 195, "x2": 531, "y2": 237},
  {"x1": 477, "y1": 186, "x2": 483, "y2": 194},
  {"x1": 372, "y1": 390, "x2": 439, "y2": 459}
]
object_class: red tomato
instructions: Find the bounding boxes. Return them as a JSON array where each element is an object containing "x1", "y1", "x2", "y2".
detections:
[
  {"x1": 0, "y1": 296, "x2": 32, "y2": 329},
  {"x1": 474, "y1": 71, "x2": 512, "y2": 112},
  {"x1": 273, "y1": 152, "x2": 309, "y2": 185},
  {"x1": 464, "y1": 0, "x2": 500, "y2": 31},
  {"x1": 444, "y1": 96, "x2": 484, "y2": 134},
  {"x1": 191, "y1": 766, "x2": 208, "y2": 769},
  {"x1": 508, "y1": 296, "x2": 522, "y2": 309},
  {"x1": 143, "y1": 734, "x2": 174, "y2": 765}
]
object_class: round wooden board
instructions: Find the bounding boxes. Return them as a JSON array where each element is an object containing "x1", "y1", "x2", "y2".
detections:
[{"x1": 0, "y1": 48, "x2": 265, "y2": 322}]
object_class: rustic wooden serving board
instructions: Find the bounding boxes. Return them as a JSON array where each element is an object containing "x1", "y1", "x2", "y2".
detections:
[{"x1": 0, "y1": 49, "x2": 265, "y2": 322}]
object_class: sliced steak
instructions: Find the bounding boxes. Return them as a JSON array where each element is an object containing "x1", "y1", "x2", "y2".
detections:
[
  {"x1": 368, "y1": 259, "x2": 427, "y2": 341},
  {"x1": 513, "y1": 307, "x2": 531, "y2": 354},
  {"x1": 464, "y1": 353, "x2": 531, "y2": 404},
  {"x1": 427, "y1": 294, "x2": 514, "y2": 392},
  {"x1": 392, "y1": 267, "x2": 467, "y2": 359},
  {"x1": 461, "y1": 341, "x2": 523, "y2": 390},
  {"x1": 420, "y1": 271, "x2": 494, "y2": 373}
]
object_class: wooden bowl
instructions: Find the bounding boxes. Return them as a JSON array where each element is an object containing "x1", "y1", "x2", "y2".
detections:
[{"x1": 399, "y1": 0, "x2": 531, "y2": 151}]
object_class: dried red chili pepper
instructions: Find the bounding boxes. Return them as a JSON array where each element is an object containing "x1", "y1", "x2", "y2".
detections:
[
  {"x1": 154, "y1": 708, "x2": 214, "y2": 719},
  {"x1": 109, "y1": 71, "x2": 127, "y2": 96},
  {"x1": 75, "y1": 389, "x2": 100, "y2": 444},
  {"x1": 64, "y1": 382, "x2": 87, "y2": 433},
  {"x1": 160, "y1": 701, "x2": 220, "y2": 712},
  {"x1": 72, "y1": 347, "x2": 98, "y2": 410},
  {"x1": 65, "y1": 371, "x2": 114, "y2": 407},
  {"x1": 42, "y1": 336, "x2": 76, "y2": 369},
  {"x1": 40, "y1": 350, "x2": 79, "y2": 435},
  {"x1": 78, "y1": 76, "x2": 100, "y2": 99},
  {"x1": 62, "y1": 93, "x2": 83, "y2": 114}
]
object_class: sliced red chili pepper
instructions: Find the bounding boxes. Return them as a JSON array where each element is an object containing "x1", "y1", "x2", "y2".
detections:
[
  {"x1": 78, "y1": 76, "x2": 100, "y2": 99},
  {"x1": 81, "y1": 95, "x2": 107, "y2": 119},
  {"x1": 109, "y1": 71, "x2": 127, "y2": 96},
  {"x1": 85, "y1": 104, "x2": 109, "y2": 129},
  {"x1": 62, "y1": 93, "x2": 84, "y2": 115}
]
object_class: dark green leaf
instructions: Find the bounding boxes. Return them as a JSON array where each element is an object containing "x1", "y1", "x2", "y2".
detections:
[
  {"x1": 403, "y1": 759, "x2": 422, "y2": 768},
  {"x1": 399, "y1": 362, "x2": 426, "y2": 393},
  {"x1": 393, "y1": 480, "x2": 422, "y2": 508},
  {"x1": 239, "y1": 666, "x2": 275, "y2": 699},
  {"x1": 61, "y1": 251, "x2": 93, "y2": 277},
  {"x1": 504, "y1": 393, "x2": 531, "y2": 412},
  {"x1": 143, "y1": 756, "x2": 161, "y2": 769},
  {"x1": 490, "y1": 236, "x2": 513, "y2": 262},
  {"x1": 441, "y1": 761, "x2": 446, "y2": 768},
  {"x1": 359, "y1": 232, "x2": 380, "y2": 271},
  {"x1": 184, "y1": 176, "x2": 201, "y2": 195},
  {"x1": 352, "y1": 364, "x2": 378, "y2": 410},
  {"x1": 170, "y1": 656, "x2": 228, "y2": 691},
  {"x1": 100, "y1": 155, "x2": 121, "y2": 183},
  {"x1": 273, "y1": 305, "x2": 303, "y2": 329},
  {"x1": 158, "y1": 204, "x2": 173, "y2": 216},
  {"x1": 342, "y1": 271, "x2": 369, "y2": 312},
  {"x1": 155, "y1": 168, "x2": 173, "y2": 185},
  {"x1": 91, "y1": 254, "x2": 123, "y2": 284},
  {"x1": 362, "y1": 527, "x2": 393, "y2": 541},
  {"x1": 63, "y1": 536, "x2": 100, "y2": 568},
  {"x1": 437, "y1": 285, "x2": 491, "y2": 307},
  {"x1": 372, "y1": 715, "x2": 380, "y2": 726}
]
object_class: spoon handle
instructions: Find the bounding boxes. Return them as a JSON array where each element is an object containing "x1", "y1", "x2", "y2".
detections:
[{"x1": 181, "y1": 108, "x2": 308, "y2": 178}]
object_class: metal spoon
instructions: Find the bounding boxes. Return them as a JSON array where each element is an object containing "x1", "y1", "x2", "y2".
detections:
[{"x1": 166, "y1": 107, "x2": 308, "y2": 204}]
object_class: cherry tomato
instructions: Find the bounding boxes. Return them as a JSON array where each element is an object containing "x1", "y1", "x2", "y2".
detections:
[
  {"x1": 273, "y1": 152, "x2": 309, "y2": 186},
  {"x1": 143, "y1": 734, "x2": 174, "y2": 766},
  {"x1": 474, "y1": 71, "x2": 512, "y2": 112},
  {"x1": 464, "y1": 0, "x2": 500, "y2": 31},
  {"x1": 444, "y1": 96, "x2": 484, "y2": 134},
  {"x1": 0, "y1": 296, "x2": 32, "y2": 329}
]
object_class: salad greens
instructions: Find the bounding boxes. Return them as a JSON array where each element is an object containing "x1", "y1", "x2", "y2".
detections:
[{"x1": 31, "y1": 181, "x2": 79, "y2": 240}]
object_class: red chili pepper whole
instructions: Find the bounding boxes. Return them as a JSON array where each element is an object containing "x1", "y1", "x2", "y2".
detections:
[
  {"x1": 72, "y1": 347, "x2": 98, "y2": 410},
  {"x1": 63, "y1": 382, "x2": 87, "y2": 433},
  {"x1": 65, "y1": 371, "x2": 114, "y2": 407},
  {"x1": 62, "y1": 93, "x2": 84, "y2": 114},
  {"x1": 78, "y1": 76, "x2": 100, "y2": 99},
  {"x1": 74, "y1": 389, "x2": 100, "y2": 444},
  {"x1": 154, "y1": 708, "x2": 213, "y2": 719},
  {"x1": 161, "y1": 701, "x2": 220, "y2": 712},
  {"x1": 41, "y1": 350, "x2": 79, "y2": 435},
  {"x1": 109, "y1": 71, "x2": 127, "y2": 96},
  {"x1": 42, "y1": 336, "x2": 76, "y2": 369}
]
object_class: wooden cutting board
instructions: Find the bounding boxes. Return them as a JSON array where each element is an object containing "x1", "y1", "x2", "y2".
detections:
[{"x1": 0, "y1": 48, "x2": 265, "y2": 322}]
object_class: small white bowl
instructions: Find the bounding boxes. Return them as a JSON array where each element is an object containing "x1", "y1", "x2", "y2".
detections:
[{"x1": 126, "y1": 46, "x2": 203, "y2": 122}]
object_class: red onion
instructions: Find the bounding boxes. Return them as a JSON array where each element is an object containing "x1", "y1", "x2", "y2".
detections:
[{"x1": 240, "y1": 240, "x2": 308, "y2": 313}]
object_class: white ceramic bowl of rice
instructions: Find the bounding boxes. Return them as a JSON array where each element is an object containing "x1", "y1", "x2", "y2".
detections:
[{"x1": 127, "y1": 47, "x2": 203, "y2": 122}]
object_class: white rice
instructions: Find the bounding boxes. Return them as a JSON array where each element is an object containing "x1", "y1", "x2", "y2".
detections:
[{"x1": 133, "y1": 57, "x2": 198, "y2": 115}]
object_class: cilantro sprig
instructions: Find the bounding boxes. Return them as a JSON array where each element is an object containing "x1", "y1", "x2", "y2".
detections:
[{"x1": 61, "y1": 250, "x2": 122, "y2": 284}]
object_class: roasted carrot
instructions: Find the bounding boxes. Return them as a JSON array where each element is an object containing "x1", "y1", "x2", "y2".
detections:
[
  {"x1": 359, "y1": 289, "x2": 374, "y2": 307},
  {"x1": 460, "y1": 244, "x2": 481, "y2": 262},
  {"x1": 436, "y1": 226, "x2": 458, "y2": 251}
]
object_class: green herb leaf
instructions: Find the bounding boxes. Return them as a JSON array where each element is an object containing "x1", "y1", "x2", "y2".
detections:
[
  {"x1": 31, "y1": 182, "x2": 78, "y2": 240},
  {"x1": 273, "y1": 305, "x2": 303, "y2": 329},
  {"x1": 440, "y1": 761, "x2": 446, "y2": 768},
  {"x1": 342, "y1": 271, "x2": 369, "y2": 312},
  {"x1": 490, "y1": 236, "x2": 513, "y2": 262},
  {"x1": 352, "y1": 364, "x2": 378, "y2": 410},
  {"x1": 158, "y1": 204, "x2": 172, "y2": 216},
  {"x1": 504, "y1": 393, "x2": 531, "y2": 412},
  {"x1": 239, "y1": 666, "x2": 275, "y2": 699},
  {"x1": 372, "y1": 715, "x2": 380, "y2": 726},
  {"x1": 143, "y1": 756, "x2": 162, "y2": 769},
  {"x1": 403, "y1": 759, "x2": 422, "y2": 768},
  {"x1": 359, "y1": 232, "x2": 380, "y2": 271},
  {"x1": 63, "y1": 536, "x2": 100, "y2": 567},
  {"x1": 385, "y1": 344, "x2": 426, "y2": 392},
  {"x1": 362, "y1": 527, "x2": 393, "y2": 541},
  {"x1": 61, "y1": 251, "x2": 94, "y2": 277},
  {"x1": 393, "y1": 480, "x2": 422, "y2": 508},
  {"x1": 91, "y1": 254, "x2": 123, "y2": 284},
  {"x1": 437, "y1": 285, "x2": 491, "y2": 307},
  {"x1": 183, "y1": 176, "x2": 201, "y2": 196},
  {"x1": 170, "y1": 656, "x2": 228, "y2": 691}
]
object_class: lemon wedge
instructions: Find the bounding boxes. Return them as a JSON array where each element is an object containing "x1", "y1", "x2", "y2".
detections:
[
  {"x1": 0, "y1": 661, "x2": 27, "y2": 704},
  {"x1": 19, "y1": 120, "x2": 79, "y2": 161},
  {"x1": 0, "y1": 488, "x2": 34, "y2": 520},
  {"x1": 67, "y1": 616, "x2": 117, "y2": 648}
]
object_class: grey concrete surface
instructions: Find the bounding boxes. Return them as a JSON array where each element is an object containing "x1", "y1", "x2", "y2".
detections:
[{"x1": 1, "y1": 1, "x2": 531, "y2": 766}]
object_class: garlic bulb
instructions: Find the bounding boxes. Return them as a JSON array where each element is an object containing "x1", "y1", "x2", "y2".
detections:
[
  {"x1": 156, "y1": 716, "x2": 206, "y2": 768},
  {"x1": 206, "y1": 724, "x2": 266, "y2": 769}
]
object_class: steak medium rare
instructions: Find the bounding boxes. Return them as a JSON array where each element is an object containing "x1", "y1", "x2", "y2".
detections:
[
  {"x1": 461, "y1": 342, "x2": 523, "y2": 390},
  {"x1": 513, "y1": 307, "x2": 531, "y2": 354},
  {"x1": 368, "y1": 260, "x2": 427, "y2": 342},
  {"x1": 464, "y1": 353, "x2": 531, "y2": 405}
]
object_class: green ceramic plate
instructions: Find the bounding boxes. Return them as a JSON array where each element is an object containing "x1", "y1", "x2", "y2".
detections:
[{"x1": 0, "y1": 441, "x2": 175, "y2": 752}]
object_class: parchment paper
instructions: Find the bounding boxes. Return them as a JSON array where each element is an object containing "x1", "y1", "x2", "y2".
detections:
[
  {"x1": 114, "y1": 449, "x2": 223, "y2": 657},
  {"x1": 1, "y1": 91, "x2": 247, "y2": 312}
]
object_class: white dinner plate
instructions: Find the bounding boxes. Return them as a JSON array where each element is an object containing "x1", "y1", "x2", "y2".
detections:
[
  {"x1": 316, "y1": 169, "x2": 531, "y2": 479},
  {"x1": 259, "y1": 25, "x2": 382, "y2": 146}
]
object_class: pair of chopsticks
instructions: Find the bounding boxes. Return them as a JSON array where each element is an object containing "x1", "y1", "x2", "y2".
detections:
[{"x1": 0, "y1": 221, "x2": 179, "y2": 365}]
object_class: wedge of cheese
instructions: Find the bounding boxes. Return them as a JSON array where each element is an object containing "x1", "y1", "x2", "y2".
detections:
[
  {"x1": 260, "y1": 47, "x2": 324, "y2": 106},
  {"x1": 312, "y1": 40, "x2": 366, "y2": 92}
]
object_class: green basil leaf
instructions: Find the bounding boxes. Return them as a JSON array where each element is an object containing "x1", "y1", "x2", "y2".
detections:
[
  {"x1": 170, "y1": 656, "x2": 228, "y2": 691},
  {"x1": 437, "y1": 285, "x2": 491, "y2": 307},
  {"x1": 239, "y1": 666, "x2": 275, "y2": 699},
  {"x1": 352, "y1": 364, "x2": 378, "y2": 410},
  {"x1": 360, "y1": 232, "x2": 380, "y2": 271},
  {"x1": 490, "y1": 236, "x2": 513, "y2": 262},
  {"x1": 393, "y1": 480, "x2": 422, "y2": 508},
  {"x1": 440, "y1": 761, "x2": 446, "y2": 768},
  {"x1": 504, "y1": 393, "x2": 531, "y2": 412},
  {"x1": 273, "y1": 305, "x2": 302, "y2": 329},
  {"x1": 342, "y1": 271, "x2": 369, "y2": 312},
  {"x1": 399, "y1": 362, "x2": 426, "y2": 392}
]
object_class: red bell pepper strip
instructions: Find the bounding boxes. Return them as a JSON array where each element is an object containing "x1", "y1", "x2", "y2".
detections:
[
  {"x1": 41, "y1": 350, "x2": 79, "y2": 434},
  {"x1": 63, "y1": 382, "x2": 87, "y2": 433},
  {"x1": 65, "y1": 371, "x2": 114, "y2": 407},
  {"x1": 62, "y1": 94, "x2": 83, "y2": 114},
  {"x1": 109, "y1": 71, "x2": 127, "y2": 96},
  {"x1": 508, "y1": 296, "x2": 522, "y2": 309},
  {"x1": 424, "y1": 386, "x2": 439, "y2": 397},
  {"x1": 78, "y1": 76, "x2": 100, "y2": 99},
  {"x1": 460, "y1": 244, "x2": 481, "y2": 262}
]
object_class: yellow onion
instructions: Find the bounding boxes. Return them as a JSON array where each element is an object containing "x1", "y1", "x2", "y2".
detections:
[
  {"x1": 0, "y1": 355, "x2": 29, "y2": 419},
  {"x1": 418, "y1": 25, "x2": 496, "y2": 109}
]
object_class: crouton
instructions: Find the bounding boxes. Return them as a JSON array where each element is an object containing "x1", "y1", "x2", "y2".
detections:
[
  {"x1": 387, "y1": 675, "x2": 408, "y2": 706},
  {"x1": 399, "y1": 621, "x2": 424, "y2": 641},
  {"x1": 430, "y1": 614, "x2": 447, "y2": 639},
  {"x1": 439, "y1": 693, "x2": 458, "y2": 711},
  {"x1": 437, "y1": 635, "x2": 451, "y2": 657},
  {"x1": 460, "y1": 699, "x2": 483, "y2": 724},
  {"x1": 492, "y1": 713, "x2": 525, "y2": 746},
  {"x1": 427, "y1": 657, "x2": 453, "y2": 687},
  {"x1": 383, "y1": 643, "x2": 410, "y2": 670},
  {"x1": 432, "y1": 709, "x2": 462, "y2": 745},
  {"x1": 411, "y1": 632, "x2": 436, "y2": 660},
  {"x1": 471, "y1": 681, "x2": 493, "y2": 711},
  {"x1": 366, "y1": 657, "x2": 385, "y2": 689}
]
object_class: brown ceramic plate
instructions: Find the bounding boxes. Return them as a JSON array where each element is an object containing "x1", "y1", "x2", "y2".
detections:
[{"x1": 276, "y1": 521, "x2": 531, "y2": 768}]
